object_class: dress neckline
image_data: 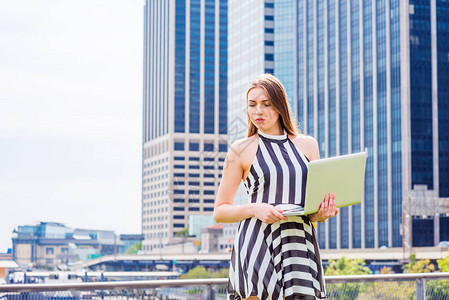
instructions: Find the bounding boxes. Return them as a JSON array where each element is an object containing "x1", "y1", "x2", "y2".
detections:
[{"x1": 257, "y1": 129, "x2": 288, "y2": 141}]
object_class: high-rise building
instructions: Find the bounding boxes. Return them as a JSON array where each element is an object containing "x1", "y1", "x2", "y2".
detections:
[
  {"x1": 142, "y1": 0, "x2": 228, "y2": 252},
  {"x1": 218, "y1": 0, "x2": 275, "y2": 251},
  {"x1": 273, "y1": 0, "x2": 449, "y2": 249}
]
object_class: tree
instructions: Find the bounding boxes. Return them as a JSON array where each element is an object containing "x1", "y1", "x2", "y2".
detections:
[
  {"x1": 324, "y1": 257, "x2": 371, "y2": 300},
  {"x1": 180, "y1": 266, "x2": 212, "y2": 279},
  {"x1": 179, "y1": 267, "x2": 229, "y2": 279},
  {"x1": 175, "y1": 228, "x2": 189, "y2": 237},
  {"x1": 212, "y1": 268, "x2": 229, "y2": 278},
  {"x1": 437, "y1": 250, "x2": 449, "y2": 272},
  {"x1": 125, "y1": 242, "x2": 142, "y2": 254},
  {"x1": 402, "y1": 253, "x2": 435, "y2": 273},
  {"x1": 325, "y1": 257, "x2": 372, "y2": 276}
]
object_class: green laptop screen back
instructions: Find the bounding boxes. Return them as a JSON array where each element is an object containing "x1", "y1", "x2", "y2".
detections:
[{"x1": 304, "y1": 152, "x2": 367, "y2": 215}]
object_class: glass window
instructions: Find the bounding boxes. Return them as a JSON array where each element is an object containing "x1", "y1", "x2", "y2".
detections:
[
  {"x1": 174, "y1": 142, "x2": 184, "y2": 151},
  {"x1": 219, "y1": 144, "x2": 227, "y2": 152},
  {"x1": 189, "y1": 142, "x2": 199, "y2": 151},
  {"x1": 204, "y1": 143, "x2": 214, "y2": 152}
]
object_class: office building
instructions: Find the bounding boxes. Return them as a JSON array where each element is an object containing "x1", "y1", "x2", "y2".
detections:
[
  {"x1": 218, "y1": 0, "x2": 275, "y2": 250},
  {"x1": 273, "y1": 0, "x2": 449, "y2": 249},
  {"x1": 11, "y1": 222, "x2": 127, "y2": 267},
  {"x1": 142, "y1": 0, "x2": 228, "y2": 252}
]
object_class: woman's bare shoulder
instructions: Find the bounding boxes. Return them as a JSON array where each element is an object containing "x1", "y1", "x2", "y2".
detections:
[
  {"x1": 228, "y1": 135, "x2": 258, "y2": 156},
  {"x1": 289, "y1": 133, "x2": 320, "y2": 161}
]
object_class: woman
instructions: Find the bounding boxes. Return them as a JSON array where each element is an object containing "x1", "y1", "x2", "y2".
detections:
[{"x1": 213, "y1": 74, "x2": 339, "y2": 300}]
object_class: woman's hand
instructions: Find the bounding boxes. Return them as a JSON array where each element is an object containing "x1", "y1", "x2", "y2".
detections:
[
  {"x1": 252, "y1": 203, "x2": 289, "y2": 224},
  {"x1": 309, "y1": 192, "x2": 339, "y2": 223}
]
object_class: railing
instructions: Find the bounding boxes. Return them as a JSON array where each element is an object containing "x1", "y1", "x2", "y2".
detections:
[{"x1": 1, "y1": 273, "x2": 448, "y2": 299}]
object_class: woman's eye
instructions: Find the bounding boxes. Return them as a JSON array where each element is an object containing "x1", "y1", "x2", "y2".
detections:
[
  {"x1": 264, "y1": 104, "x2": 271, "y2": 107},
  {"x1": 248, "y1": 104, "x2": 255, "y2": 107}
]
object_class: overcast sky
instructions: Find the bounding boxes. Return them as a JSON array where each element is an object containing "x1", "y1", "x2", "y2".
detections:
[{"x1": 0, "y1": 0, "x2": 144, "y2": 252}]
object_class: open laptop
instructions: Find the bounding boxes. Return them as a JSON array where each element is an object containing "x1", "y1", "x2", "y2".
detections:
[{"x1": 276, "y1": 152, "x2": 367, "y2": 216}]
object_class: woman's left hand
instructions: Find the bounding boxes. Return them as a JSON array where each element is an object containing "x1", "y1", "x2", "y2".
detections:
[{"x1": 308, "y1": 192, "x2": 339, "y2": 223}]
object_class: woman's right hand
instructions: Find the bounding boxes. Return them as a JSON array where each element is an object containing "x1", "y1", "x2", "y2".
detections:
[{"x1": 252, "y1": 203, "x2": 288, "y2": 224}]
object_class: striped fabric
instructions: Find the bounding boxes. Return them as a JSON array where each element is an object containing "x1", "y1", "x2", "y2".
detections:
[{"x1": 228, "y1": 130, "x2": 326, "y2": 300}]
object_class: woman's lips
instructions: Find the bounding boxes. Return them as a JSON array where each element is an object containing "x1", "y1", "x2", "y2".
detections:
[{"x1": 255, "y1": 118, "x2": 265, "y2": 123}]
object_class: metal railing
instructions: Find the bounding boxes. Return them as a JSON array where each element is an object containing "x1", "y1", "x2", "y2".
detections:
[{"x1": 1, "y1": 273, "x2": 448, "y2": 299}]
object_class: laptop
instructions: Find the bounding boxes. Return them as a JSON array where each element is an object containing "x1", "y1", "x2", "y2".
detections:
[{"x1": 276, "y1": 152, "x2": 367, "y2": 216}]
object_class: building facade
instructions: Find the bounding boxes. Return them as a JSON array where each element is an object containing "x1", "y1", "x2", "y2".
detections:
[
  {"x1": 218, "y1": 0, "x2": 276, "y2": 250},
  {"x1": 11, "y1": 222, "x2": 126, "y2": 268},
  {"x1": 274, "y1": 0, "x2": 449, "y2": 249},
  {"x1": 142, "y1": 0, "x2": 228, "y2": 252}
]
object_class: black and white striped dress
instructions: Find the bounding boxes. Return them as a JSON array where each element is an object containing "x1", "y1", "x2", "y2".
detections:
[{"x1": 228, "y1": 130, "x2": 326, "y2": 300}]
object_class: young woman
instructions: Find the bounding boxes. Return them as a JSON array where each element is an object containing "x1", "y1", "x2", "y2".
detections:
[{"x1": 214, "y1": 74, "x2": 339, "y2": 300}]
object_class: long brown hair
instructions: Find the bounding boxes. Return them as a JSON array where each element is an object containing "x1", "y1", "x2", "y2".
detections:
[{"x1": 246, "y1": 74, "x2": 299, "y2": 137}]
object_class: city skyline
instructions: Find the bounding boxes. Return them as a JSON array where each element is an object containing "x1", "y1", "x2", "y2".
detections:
[
  {"x1": 0, "y1": 0, "x2": 144, "y2": 252},
  {"x1": 3, "y1": 0, "x2": 448, "y2": 255}
]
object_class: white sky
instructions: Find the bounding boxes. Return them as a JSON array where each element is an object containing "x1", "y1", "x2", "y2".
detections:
[{"x1": 0, "y1": 0, "x2": 145, "y2": 252}]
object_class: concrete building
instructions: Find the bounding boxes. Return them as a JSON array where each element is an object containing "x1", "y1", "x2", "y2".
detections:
[
  {"x1": 142, "y1": 0, "x2": 228, "y2": 252},
  {"x1": 200, "y1": 223, "x2": 223, "y2": 253},
  {"x1": 218, "y1": 0, "x2": 276, "y2": 250},
  {"x1": 11, "y1": 222, "x2": 128, "y2": 268},
  {"x1": 272, "y1": 0, "x2": 449, "y2": 250}
]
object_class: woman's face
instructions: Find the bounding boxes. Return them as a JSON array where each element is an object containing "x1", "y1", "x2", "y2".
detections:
[{"x1": 247, "y1": 87, "x2": 281, "y2": 134}]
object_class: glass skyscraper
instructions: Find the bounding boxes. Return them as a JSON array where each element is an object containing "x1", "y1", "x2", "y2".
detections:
[
  {"x1": 274, "y1": 0, "x2": 449, "y2": 249},
  {"x1": 142, "y1": 0, "x2": 228, "y2": 252},
  {"x1": 219, "y1": 0, "x2": 275, "y2": 251}
]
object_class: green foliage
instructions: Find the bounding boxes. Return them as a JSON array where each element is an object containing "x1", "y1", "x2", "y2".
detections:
[
  {"x1": 426, "y1": 279, "x2": 449, "y2": 299},
  {"x1": 402, "y1": 253, "x2": 435, "y2": 273},
  {"x1": 212, "y1": 268, "x2": 229, "y2": 278},
  {"x1": 437, "y1": 250, "x2": 449, "y2": 272},
  {"x1": 175, "y1": 228, "x2": 189, "y2": 238},
  {"x1": 324, "y1": 257, "x2": 371, "y2": 300},
  {"x1": 180, "y1": 266, "x2": 211, "y2": 279},
  {"x1": 324, "y1": 257, "x2": 372, "y2": 276},
  {"x1": 180, "y1": 267, "x2": 229, "y2": 279},
  {"x1": 125, "y1": 242, "x2": 142, "y2": 254},
  {"x1": 356, "y1": 282, "x2": 416, "y2": 300}
]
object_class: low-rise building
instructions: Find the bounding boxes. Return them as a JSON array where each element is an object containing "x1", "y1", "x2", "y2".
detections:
[
  {"x1": 201, "y1": 223, "x2": 223, "y2": 253},
  {"x1": 11, "y1": 222, "x2": 136, "y2": 269}
]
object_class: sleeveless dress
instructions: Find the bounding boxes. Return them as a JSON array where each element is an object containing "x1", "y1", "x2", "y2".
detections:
[{"x1": 228, "y1": 130, "x2": 327, "y2": 300}]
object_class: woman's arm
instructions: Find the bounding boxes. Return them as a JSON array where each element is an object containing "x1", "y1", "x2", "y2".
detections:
[{"x1": 213, "y1": 140, "x2": 288, "y2": 224}]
